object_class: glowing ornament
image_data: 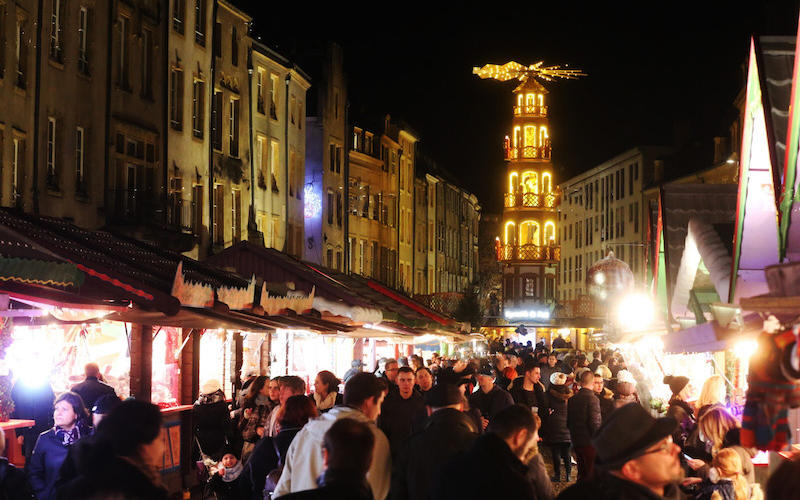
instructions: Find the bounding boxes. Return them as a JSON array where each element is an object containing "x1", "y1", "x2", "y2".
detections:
[{"x1": 304, "y1": 184, "x2": 321, "y2": 219}]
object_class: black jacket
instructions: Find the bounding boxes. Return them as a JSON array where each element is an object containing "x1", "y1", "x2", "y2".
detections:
[
  {"x1": 432, "y1": 433, "x2": 536, "y2": 500},
  {"x1": 56, "y1": 454, "x2": 168, "y2": 500},
  {"x1": 0, "y1": 457, "x2": 34, "y2": 500},
  {"x1": 391, "y1": 408, "x2": 478, "y2": 500},
  {"x1": 556, "y1": 472, "x2": 684, "y2": 500},
  {"x1": 509, "y1": 378, "x2": 548, "y2": 426},
  {"x1": 193, "y1": 390, "x2": 234, "y2": 460},
  {"x1": 239, "y1": 427, "x2": 301, "y2": 500},
  {"x1": 467, "y1": 385, "x2": 513, "y2": 421},
  {"x1": 595, "y1": 388, "x2": 616, "y2": 423},
  {"x1": 544, "y1": 387, "x2": 571, "y2": 444},
  {"x1": 377, "y1": 390, "x2": 426, "y2": 459},
  {"x1": 278, "y1": 469, "x2": 373, "y2": 500},
  {"x1": 566, "y1": 388, "x2": 601, "y2": 447},
  {"x1": 69, "y1": 377, "x2": 116, "y2": 411}
]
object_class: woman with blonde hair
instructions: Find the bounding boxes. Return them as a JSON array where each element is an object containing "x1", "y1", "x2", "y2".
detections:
[
  {"x1": 697, "y1": 375, "x2": 727, "y2": 419},
  {"x1": 695, "y1": 407, "x2": 755, "y2": 485}
]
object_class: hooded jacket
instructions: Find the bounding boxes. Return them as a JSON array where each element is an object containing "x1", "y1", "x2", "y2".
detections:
[
  {"x1": 273, "y1": 405, "x2": 391, "y2": 500},
  {"x1": 544, "y1": 387, "x2": 571, "y2": 444}
]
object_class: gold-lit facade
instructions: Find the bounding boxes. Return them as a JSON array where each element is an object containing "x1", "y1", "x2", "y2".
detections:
[
  {"x1": 474, "y1": 61, "x2": 584, "y2": 314},
  {"x1": 500, "y1": 78, "x2": 559, "y2": 306}
]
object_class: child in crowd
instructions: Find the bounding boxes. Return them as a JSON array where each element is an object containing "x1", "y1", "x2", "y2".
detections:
[{"x1": 207, "y1": 452, "x2": 244, "y2": 500}]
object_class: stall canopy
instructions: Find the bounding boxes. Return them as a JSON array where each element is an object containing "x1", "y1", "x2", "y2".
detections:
[
  {"x1": 207, "y1": 242, "x2": 461, "y2": 335},
  {"x1": 662, "y1": 312, "x2": 762, "y2": 354}
]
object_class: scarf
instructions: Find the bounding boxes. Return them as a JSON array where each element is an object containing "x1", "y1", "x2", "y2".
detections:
[
  {"x1": 314, "y1": 391, "x2": 338, "y2": 411},
  {"x1": 54, "y1": 425, "x2": 81, "y2": 446},
  {"x1": 221, "y1": 460, "x2": 243, "y2": 482}
]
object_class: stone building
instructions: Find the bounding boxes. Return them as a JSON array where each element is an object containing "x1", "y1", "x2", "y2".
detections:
[{"x1": 303, "y1": 42, "x2": 346, "y2": 270}]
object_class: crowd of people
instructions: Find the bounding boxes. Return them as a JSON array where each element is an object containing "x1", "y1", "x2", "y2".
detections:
[{"x1": 4, "y1": 343, "x2": 800, "y2": 499}]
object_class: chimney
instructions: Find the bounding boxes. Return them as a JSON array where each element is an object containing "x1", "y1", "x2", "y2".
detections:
[{"x1": 654, "y1": 159, "x2": 665, "y2": 183}]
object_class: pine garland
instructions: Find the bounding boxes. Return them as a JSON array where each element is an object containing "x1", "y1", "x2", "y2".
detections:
[{"x1": 0, "y1": 317, "x2": 14, "y2": 421}]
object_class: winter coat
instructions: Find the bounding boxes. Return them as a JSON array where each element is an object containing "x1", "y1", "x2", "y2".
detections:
[
  {"x1": 278, "y1": 469, "x2": 374, "y2": 500},
  {"x1": 665, "y1": 397, "x2": 695, "y2": 448},
  {"x1": 273, "y1": 406, "x2": 391, "y2": 500},
  {"x1": 391, "y1": 408, "x2": 478, "y2": 500},
  {"x1": 544, "y1": 387, "x2": 571, "y2": 444},
  {"x1": 566, "y1": 388, "x2": 601, "y2": 447},
  {"x1": 69, "y1": 377, "x2": 116, "y2": 411},
  {"x1": 468, "y1": 385, "x2": 514, "y2": 421},
  {"x1": 193, "y1": 389, "x2": 233, "y2": 460},
  {"x1": 238, "y1": 427, "x2": 301, "y2": 500},
  {"x1": 0, "y1": 457, "x2": 34, "y2": 500},
  {"x1": 556, "y1": 472, "x2": 683, "y2": 500},
  {"x1": 432, "y1": 432, "x2": 536, "y2": 500},
  {"x1": 377, "y1": 390, "x2": 426, "y2": 459},
  {"x1": 55, "y1": 453, "x2": 168, "y2": 500},
  {"x1": 595, "y1": 387, "x2": 615, "y2": 423},
  {"x1": 29, "y1": 423, "x2": 91, "y2": 500}
]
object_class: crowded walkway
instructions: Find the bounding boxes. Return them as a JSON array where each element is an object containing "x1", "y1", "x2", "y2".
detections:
[{"x1": 4, "y1": 343, "x2": 800, "y2": 500}]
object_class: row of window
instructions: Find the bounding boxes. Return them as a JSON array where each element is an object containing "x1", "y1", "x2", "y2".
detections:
[
  {"x1": 567, "y1": 161, "x2": 640, "y2": 211},
  {"x1": 562, "y1": 201, "x2": 640, "y2": 246},
  {"x1": 347, "y1": 178, "x2": 397, "y2": 227},
  {"x1": 0, "y1": 130, "x2": 25, "y2": 205},
  {"x1": 348, "y1": 237, "x2": 397, "y2": 287}
]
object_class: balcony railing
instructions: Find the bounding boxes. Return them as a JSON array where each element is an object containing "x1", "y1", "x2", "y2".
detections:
[
  {"x1": 505, "y1": 143, "x2": 551, "y2": 161},
  {"x1": 503, "y1": 192, "x2": 559, "y2": 209},
  {"x1": 513, "y1": 104, "x2": 548, "y2": 117},
  {"x1": 498, "y1": 244, "x2": 560, "y2": 262}
]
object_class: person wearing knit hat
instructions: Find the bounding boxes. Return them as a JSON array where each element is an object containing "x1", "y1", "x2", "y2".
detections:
[
  {"x1": 663, "y1": 375, "x2": 695, "y2": 450},
  {"x1": 612, "y1": 370, "x2": 639, "y2": 409}
]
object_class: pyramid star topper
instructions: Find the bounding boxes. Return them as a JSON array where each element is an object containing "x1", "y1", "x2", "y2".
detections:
[{"x1": 473, "y1": 61, "x2": 585, "y2": 83}]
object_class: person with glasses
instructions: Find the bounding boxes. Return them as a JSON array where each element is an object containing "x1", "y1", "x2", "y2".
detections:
[{"x1": 558, "y1": 403, "x2": 684, "y2": 500}]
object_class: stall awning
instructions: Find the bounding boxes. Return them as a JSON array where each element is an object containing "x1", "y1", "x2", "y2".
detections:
[{"x1": 662, "y1": 313, "x2": 762, "y2": 353}]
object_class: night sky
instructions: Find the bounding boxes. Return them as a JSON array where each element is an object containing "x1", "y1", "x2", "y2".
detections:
[{"x1": 235, "y1": 0, "x2": 799, "y2": 213}]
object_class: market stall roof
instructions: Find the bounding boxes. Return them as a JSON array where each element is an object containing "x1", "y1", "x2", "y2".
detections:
[
  {"x1": 662, "y1": 313, "x2": 762, "y2": 354},
  {"x1": 671, "y1": 218, "x2": 734, "y2": 321},
  {"x1": 730, "y1": 37, "x2": 792, "y2": 303},
  {"x1": 206, "y1": 242, "x2": 458, "y2": 331}
]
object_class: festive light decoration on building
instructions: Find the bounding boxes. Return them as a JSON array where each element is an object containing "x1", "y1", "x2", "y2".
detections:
[
  {"x1": 473, "y1": 61, "x2": 586, "y2": 83},
  {"x1": 304, "y1": 184, "x2": 321, "y2": 219}
]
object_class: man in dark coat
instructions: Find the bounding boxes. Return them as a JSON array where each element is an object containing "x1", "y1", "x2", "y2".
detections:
[
  {"x1": 567, "y1": 369, "x2": 602, "y2": 481},
  {"x1": 468, "y1": 364, "x2": 513, "y2": 430},
  {"x1": 593, "y1": 373, "x2": 615, "y2": 423},
  {"x1": 432, "y1": 405, "x2": 541, "y2": 500},
  {"x1": 70, "y1": 363, "x2": 116, "y2": 411},
  {"x1": 557, "y1": 403, "x2": 684, "y2": 500},
  {"x1": 391, "y1": 384, "x2": 478, "y2": 500},
  {"x1": 508, "y1": 359, "x2": 548, "y2": 435},
  {"x1": 378, "y1": 367, "x2": 425, "y2": 460},
  {"x1": 278, "y1": 418, "x2": 375, "y2": 500}
]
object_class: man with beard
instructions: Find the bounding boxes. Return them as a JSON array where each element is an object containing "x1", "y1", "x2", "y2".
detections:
[{"x1": 557, "y1": 403, "x2": 684, "y2": 500}]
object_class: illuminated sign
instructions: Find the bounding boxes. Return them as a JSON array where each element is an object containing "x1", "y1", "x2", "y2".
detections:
[
  {"x1": 504, "y1": 309, "x2": 550, "y2": 320},
  {"x1": 304, "y1": 184, "x2": 321, "y2": 219}
]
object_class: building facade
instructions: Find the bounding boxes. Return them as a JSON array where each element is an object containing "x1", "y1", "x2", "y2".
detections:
[
  {"x1": 304, "y1": 42, "x2": 346, "y2": 270},
  {"x1": 558, "y1": 147, "x2": 671, "y2": 301},
  {"x1": 499, "y1": 78, "x2": 559, "y2": 317},
  {"x1": 167, "y1": 0, "x2": 213, "y2": 257}
]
